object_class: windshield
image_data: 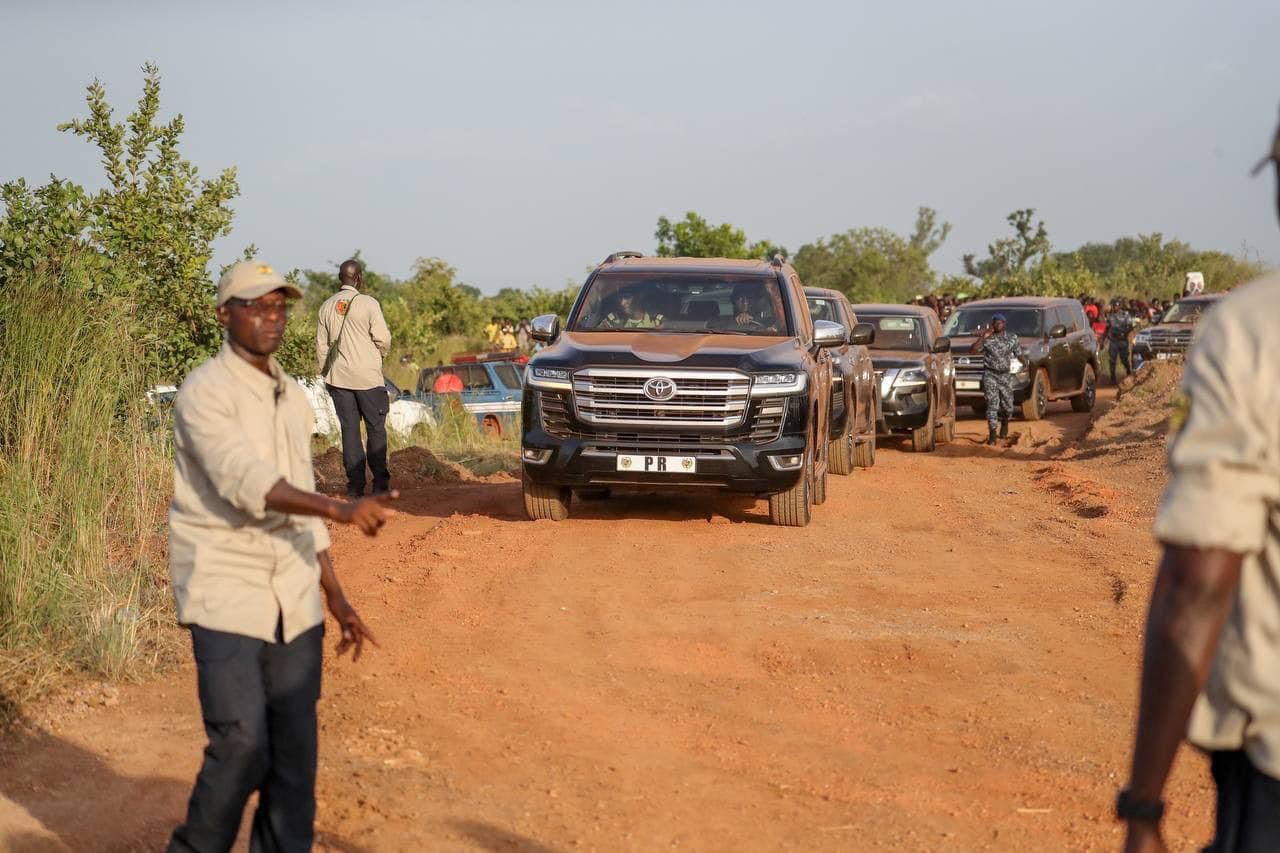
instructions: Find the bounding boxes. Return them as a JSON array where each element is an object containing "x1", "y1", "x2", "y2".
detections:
[
  {"x1": 864, "y1": 315, "x2": 928, "y2": 351},
  {"x1": 943, "y1": 307, "x2": 1042, "y2": 338},
  {"x1": 806, "y1": 297, "x2": 840, "y2": 324},
  {"x1": 570, "y1": 272, "x2": 790, "y2": 336},
  {"x1": 1160, "y1": 300, "x2": 1212, "y2": 324}
]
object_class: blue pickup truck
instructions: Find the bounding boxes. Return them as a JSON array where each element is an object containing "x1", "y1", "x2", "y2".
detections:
[{"x1": 414, "y1": 354, "x2": 525, "y2": 438}]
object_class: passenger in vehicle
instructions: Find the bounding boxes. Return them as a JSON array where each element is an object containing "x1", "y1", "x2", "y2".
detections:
[
  {"x1": 602, "y1": 287, "x2": 664, "y2": 329},
  {"x1": 709, "y1": 282, "x2": 778, "y2": 331}
]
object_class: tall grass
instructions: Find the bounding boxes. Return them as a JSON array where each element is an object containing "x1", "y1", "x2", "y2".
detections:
[{"x1": 0, "y1": 260, "x2": 172, "y2": 708}]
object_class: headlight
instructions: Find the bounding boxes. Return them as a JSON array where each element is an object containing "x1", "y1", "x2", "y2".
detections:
[
  {"x1": 894, "y1": 368, "x2": 927, "y2": 388},
  {"x1": 751, "y1": 372, "x2": 806, "y2": 396},
  {"x1": 527, "y1": 366, "x2": 572, "y2": 389},
  {"x1": 1135, "y1": 331, "x2": 1151, "y2": 344}
]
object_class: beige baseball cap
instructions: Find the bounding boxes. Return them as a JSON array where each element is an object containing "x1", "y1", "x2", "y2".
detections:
[{"x1": 216, "y1": 261, "x2": 303, "y2": 307}]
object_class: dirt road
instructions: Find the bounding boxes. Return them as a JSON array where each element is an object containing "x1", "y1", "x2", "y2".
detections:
[{"x1": 0, "y1": 382, "x2": 1213, "y2": 851}]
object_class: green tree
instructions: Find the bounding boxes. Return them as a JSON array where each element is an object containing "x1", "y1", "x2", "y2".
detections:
[
  {"x1": 963, "y1": 209, "x2": 1050, "y2": 283},
  {"x1": 791, "y1": 207, "x2": 951, "y2": 303},
  {"x1": 1051, "y1": 234, "x2": 1264, "y2": 299},
  {"x1": 654, "y1": 211, "x2": 786, "y2": 260},
  {"x1": 0, "y1": 63, "x2": 239, "y2": 380}
]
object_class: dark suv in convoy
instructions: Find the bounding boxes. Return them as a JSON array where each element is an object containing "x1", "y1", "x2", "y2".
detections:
[
  {"x1": 805, "y1": 288, "x2": 879, "y2": 470},
  {"x1": 943, "y1": 297, "x2": 1099, "y2": 420},
  {"x1": 1132, "y1": 293, "x2": 1222, "y2": 361},
  {"x1": 521, "y1": 253, "x2": 846, "y2": 527},
  {"x1": 850, "y1": 304, "x2": 956, "y2": 451}
]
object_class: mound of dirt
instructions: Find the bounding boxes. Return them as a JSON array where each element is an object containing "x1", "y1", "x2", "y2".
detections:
[
  {"x1": 313, "y1": 446, "x2": 489, "y2": 493},
  {"x1": 387, "y1": 446, "x2": 470, "y2": 487},
  {"x1": 313, "y1": 448, "x2": 347, "y2": 493},
  {"x1": 1078, "y1": 361, "x2": 1183, "y2": 457}
]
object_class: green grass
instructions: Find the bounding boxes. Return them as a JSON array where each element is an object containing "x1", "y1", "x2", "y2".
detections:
[{"x1": 0, "y1": 260, "x2": 174, "y2": 713}]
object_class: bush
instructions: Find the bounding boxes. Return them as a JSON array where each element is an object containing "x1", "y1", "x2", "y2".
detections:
[{"x1": 0, "y1": 259, "x2": 172, "y2": 709}]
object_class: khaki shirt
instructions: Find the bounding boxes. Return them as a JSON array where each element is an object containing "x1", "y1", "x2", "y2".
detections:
[
  {"x1": 316, "y1": 285, "x2": 391, "y2": 390},
  {"x1": 169, "y1": 344, "x2": 331, "y2": 643},
  {"x1": 1153, "y1": 274, "x2": 1280, "y2": 775}
]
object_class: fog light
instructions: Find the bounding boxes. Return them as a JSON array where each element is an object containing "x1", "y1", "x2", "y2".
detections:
[
  {"x1": 767, "y1": 453, "x2": 804, "y2": 471},
  {"x1": 522, "y1": 448, "x2": 552, "y2": 464}
]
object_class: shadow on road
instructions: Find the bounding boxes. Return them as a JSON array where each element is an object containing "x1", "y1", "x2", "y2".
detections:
[
  {"x1": 447, "y1": 819, "x2": 563, "y2": 853},
  {"x1": 0, "y1": 684, "x2": 371, "y2": 852},
  {"x1": 0, "y1": 686, "x2": 186, "y2": 849}
]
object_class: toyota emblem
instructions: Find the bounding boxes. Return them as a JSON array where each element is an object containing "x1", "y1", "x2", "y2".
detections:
[{"x1": 643, "y1": 377, "x2": 677, "y2": 401}]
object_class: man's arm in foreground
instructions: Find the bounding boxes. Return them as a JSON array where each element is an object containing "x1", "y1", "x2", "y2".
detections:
[
  {"x1": 1122, "y1": 545, "x2": 1243, "y2": 853},
  {"x1": 264, "y1": 478, "x2": 398, "y2": 536},
  {"x1": 318, "y1": 548, "x2": 378, "y2": 661}
]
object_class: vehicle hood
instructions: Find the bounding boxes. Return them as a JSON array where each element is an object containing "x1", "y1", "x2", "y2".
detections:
[
  {"x1": 536, "y1": 331, "x2": 805, "y2": 371},
  {"x1": 869, "y1": 350, "x2": 929, "y2": 369},
  {"x1": 1139, "y1": 322, "x2": 1194, "y2": 335}
]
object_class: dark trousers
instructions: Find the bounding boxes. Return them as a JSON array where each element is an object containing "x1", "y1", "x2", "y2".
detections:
[
  {"x1": 169, "y1": 623, "x2": 324, "y2": 853},
  {"x1": 325, "y1": 384, "x2": 389, "y2": 496},
  {"x1": 983, "y1": 371, "x2": 1014, "y2": 430},
  {"x1": 1205, "y1": 750, "x2": 1280, "y2": 853},
  {"x1": 1109, "y1": 341, "x2": 1131, "y2": 383}
]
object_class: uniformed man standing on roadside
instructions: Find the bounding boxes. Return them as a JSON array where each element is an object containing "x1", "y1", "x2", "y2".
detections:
[
  {"x1": 1106, "y1": 297, "x2": 1136, "y2": 385},
  {"x1": 970, "y1": 312, "x2": 1020, "y2": 446},
  {"x1": 317, "y1": 259, "x2": 393, "y2": 499},
  {"x1": 169, "y1": 261, "x2": 395, "y2": 852},
  {"x1": 1119, "y1": 119, "x2": 1280, "y2": 853}
]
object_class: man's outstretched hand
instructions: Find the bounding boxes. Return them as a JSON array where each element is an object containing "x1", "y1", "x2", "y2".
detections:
[
  {"x1": 336, "y1": 491, "x2": 399, "y2": 535},
  {"x1": 327, "y1": 592, "x2": 379, "y2": 662}
]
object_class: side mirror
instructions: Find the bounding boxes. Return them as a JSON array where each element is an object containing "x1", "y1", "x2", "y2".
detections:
[
  {"x1": 931, "y1": 337, "x2": 952, "y2": 353},
  {"x1": 813, "y1": 319, "x2": 847, "y2": 348},
  {"x1": 1048, "y1": 324, "x2": 1068, "y2": 339},
  {"x1": 849, "y1": 322, "x2": 876, "y2": 346},
  {"x1": 530, "y1": 314, "x2": 561, "y2": 343}
]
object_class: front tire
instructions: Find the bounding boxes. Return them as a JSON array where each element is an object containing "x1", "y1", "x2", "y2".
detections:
[
  {"x1": 911, "y1": 396, "x2": 936, "y2": 453},
  {"x1": 853, "y1": 433, "x2": 876, "y2": 468},
  {"x1": 768, "y1": 450, "x2": 813, "y2": 527},
  {"x1": 934, "y1": 417, "x2": 955, "y2": 444},
  {"x1": 829, "y1": 419, "x2": 854, "y2": 475},
  {"x1": 1071, "y1": 366, "x2": 1097, "y2": 413},
  {"x1": 523, "y1": 471, "x2": 571, "y2": 521},
  {"x1": 1021, "y1": 369, "x2": 1048, "y2": 421}
]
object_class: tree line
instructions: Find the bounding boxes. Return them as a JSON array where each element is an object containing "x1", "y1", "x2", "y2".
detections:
[{"x1": 0, "y1": 66, "x2": 1266, "y2": 385}]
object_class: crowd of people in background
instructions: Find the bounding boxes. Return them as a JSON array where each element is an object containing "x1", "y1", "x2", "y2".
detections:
[
  {"x1": 907, "y1": 273, "x2": 1215, "y2": 386},
  {"x1": 484, "y1": 315, "x2": 536, "y2": 354}
]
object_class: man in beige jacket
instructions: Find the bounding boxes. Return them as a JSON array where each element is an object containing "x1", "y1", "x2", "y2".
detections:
[
  {"x1": 316, "y1": 259, "x2": 393, "y2": 498},
  {"x1": 169, "y1": 261, "x2": 392, "y2": 852}
]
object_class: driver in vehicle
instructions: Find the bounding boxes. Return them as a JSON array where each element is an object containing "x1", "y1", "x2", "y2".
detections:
[
  {"x1": 711, "y1": 282, "x2": 778, "y2": 331},
  {"x1": 602, "y1": 287, "x2": 664, "y2": 329}
]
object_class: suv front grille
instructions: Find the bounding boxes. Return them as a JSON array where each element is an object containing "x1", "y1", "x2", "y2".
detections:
[
  {"x1": 1146, "y1": 328, "x2": 1193, "y2": 355},
  {"x1": 748, "y1": 397, "x2": 786, "y2": 443},
  {"x1": 538, "y1": 390, "x2": 572, "y2": 437},
  {"x1": 572, "y1": 368, "x2": 750, "y2": 428}
]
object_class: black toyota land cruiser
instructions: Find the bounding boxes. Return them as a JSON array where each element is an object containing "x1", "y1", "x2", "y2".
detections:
[
  {"x1": 943, "y1": 297, "x2": 1099, "y2": 420},
  {"x1": 520, "y1": 252, "x2": 845, "y2": 527}
]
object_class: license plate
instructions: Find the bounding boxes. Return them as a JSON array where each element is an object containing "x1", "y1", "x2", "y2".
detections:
[
  {"x1": 1156, "y1": 352, "x2": 1171, "y2": 360},
  {"x1": 616, "y1": 454, "x2": 696, "y2": 474},
  {"x1": 956, "y1": 380, "x2": 980, "y2": 390}
]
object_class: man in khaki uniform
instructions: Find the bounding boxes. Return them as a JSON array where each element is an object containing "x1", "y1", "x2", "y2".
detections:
[
  {"x1": 1120, "y1": 122, "x2": 1280, "y2": 852},
  {"x1": 316, "y1": 259, "x2": 393, "y2": 498},
  {"x1": 169, "y1": 261, "x2": 395, "y2": 852}
]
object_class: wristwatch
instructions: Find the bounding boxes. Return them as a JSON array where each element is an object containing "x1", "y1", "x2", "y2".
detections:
[{"x1": 1115, "y1": 789, "x2": 1164, "y2": 822}]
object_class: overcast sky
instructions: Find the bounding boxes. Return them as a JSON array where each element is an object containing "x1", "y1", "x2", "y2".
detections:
[{"x1": 4, "y1": 0, "x2": 1278, "y2": 293}]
